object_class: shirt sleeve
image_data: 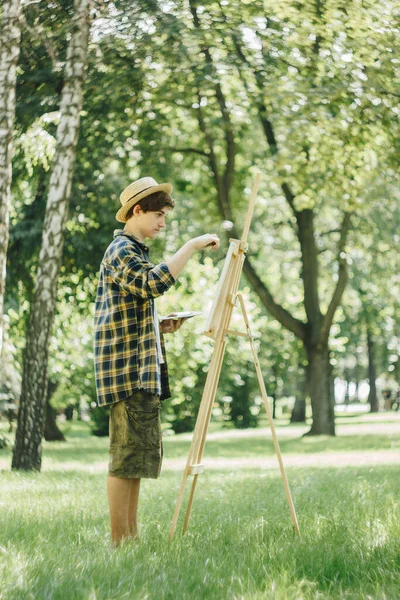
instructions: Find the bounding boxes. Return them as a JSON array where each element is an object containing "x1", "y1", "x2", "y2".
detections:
[{"x1": 103, "y1": 246, "x2": 175, "y2": 299}]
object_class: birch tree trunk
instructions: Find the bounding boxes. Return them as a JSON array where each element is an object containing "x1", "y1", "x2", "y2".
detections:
[
  {"x1": 0, "y1": 0, "x2": 21, "y2": 357},
  {"x1": 12, "y1": 0, "x2": 90, "y2": 471}
]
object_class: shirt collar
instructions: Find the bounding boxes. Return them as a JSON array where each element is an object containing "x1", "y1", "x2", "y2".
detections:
[{"x1": 113, "y1": 229, "x2": 149, "y2": 252}]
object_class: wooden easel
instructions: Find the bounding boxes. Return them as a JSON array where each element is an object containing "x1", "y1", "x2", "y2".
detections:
[{"x1": 169, "y1": 173, "x2": 300, "y2": 539}]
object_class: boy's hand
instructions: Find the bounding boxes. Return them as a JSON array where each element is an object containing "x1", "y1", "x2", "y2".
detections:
[
  {"x1": 189, "y1": 234, "x2": 220, "y2": 252},
  {"x1": 160, "y1": 314, "x2": 189, "y2": 334}
]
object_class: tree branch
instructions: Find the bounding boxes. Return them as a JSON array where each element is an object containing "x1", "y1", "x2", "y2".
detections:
[
  {"x1": 229, "y1": 29, "x2": 300, "y2": 219},
  {"x1": 21, "y1": 0, "x2": 41, "y2": 7},
  {"x1": 281, "y1": 182, "x2": 297, "y2": 216},
  {"x1": 195, "y1": 99, "x2": 225, "y2": 205},
  {"x1": 242, "y1": 257, "x2": 307, "y2": 341},
  {"x1": 320, "y1": 228, "x2": 341, "y2": 237},
  {"x1": 321, "y1": 212, "x2": 352, "y2": 342},
  {"x1": 227, "y1": 19, "x2": 325, "y2": 338},
  {"x1": 196, "y1": 104, "x2": 306, "y2": 340},
  {"x1": 168, "y1": 147, "x2": 209, "y2": 157},
  {"x1": 188, "y1": 0, "x2": 236, "y2": 198},
  {"x1": 296, "y1": 209, "x2": 322, "y2": 334}
]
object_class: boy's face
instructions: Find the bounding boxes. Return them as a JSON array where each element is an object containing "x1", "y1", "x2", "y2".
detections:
[{"x1": 131, "y1": 206, "x2": 171, "y2": 241}]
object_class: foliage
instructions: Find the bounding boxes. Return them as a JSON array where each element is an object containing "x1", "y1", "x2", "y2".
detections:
[
  {"x1": 90, "y1": 405, "x2": 110, "y2": 437},
  {"x1": 3, "y1": 0, "x2": 399, "y2": 435},
  {"x1": 0, "y1": 315, "x2": 21, "y2": 402},
  {"x1": 333, "y1": 182, "x2": 400, "y2": 393}
]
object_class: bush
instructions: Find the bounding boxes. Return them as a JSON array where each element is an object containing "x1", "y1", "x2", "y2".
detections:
[
  {"x1": 170, "y1": 413, "x2": 196, "y2": 434},
  {"x1": 0, "y1": 435, "x2": 9, "y2": 449},
  {"x1": 90, "y1": 406, "x2": 110, "y2": 436}
]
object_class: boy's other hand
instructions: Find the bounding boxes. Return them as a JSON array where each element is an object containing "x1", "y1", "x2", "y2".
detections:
[
  {"x1": 189, "y1": 234, "x2": 220, "y2": 252},
  {"x1": 160, "y1": 314, "x2": 189, "y2": 334}
]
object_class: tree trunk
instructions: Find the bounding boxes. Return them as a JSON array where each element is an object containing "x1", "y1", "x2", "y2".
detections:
[
  {"x1": 271, "y1": 393, "x2": 277, "y2": 419},
  {"x1": 12, "y1": 0, "x2": 90, "y2": 471},
  {"x1": 367, "y1": 330, "x2": 379, "y2": 412},
  {"x1": 354, "y1": 377, "x2": 359, "y2": 402},
  {"x1": 44, "y1": 399, "x2": 65, "y2": 441},
  {"x1": 291, "y1": 369, "x2": 307, "y2": 423},
  {"x1": 43, "y1": 381, "x2": 65, "y2": 442},
  {"x1": 0, "y1": 0, "x2": 21, "y2": 356},
  {"x1": 305, "y1": 344, "x2": 335, "y2": 435},
  {"x1": 344, "y1": 376, "x2": 350, "y2": 406},
  {"x1": 290, "y1": 396, "x2": 306, "y2": 423},
  {"x1": 64, "y1": 405, "x2": 74, "y2": 420},
  {"x1": 327, "y1": 353, "x2": 336, "y2": 419}
]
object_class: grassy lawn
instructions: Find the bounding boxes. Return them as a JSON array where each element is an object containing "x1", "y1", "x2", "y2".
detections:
[{"x1": 0, "y1": 413, "x2": 399, "y2": 599}]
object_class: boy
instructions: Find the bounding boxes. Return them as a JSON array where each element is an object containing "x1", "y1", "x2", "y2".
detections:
[{"x1": 94, "y1": 176, "x2": 220, "y2": 546}]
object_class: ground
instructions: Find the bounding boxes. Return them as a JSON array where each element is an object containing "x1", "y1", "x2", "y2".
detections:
[{"x1": 0, "y1": 410, "x2": 399, "y2": 599}]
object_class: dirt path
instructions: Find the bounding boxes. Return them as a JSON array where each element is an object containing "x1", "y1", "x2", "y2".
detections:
[
  {"x1": 174, "y1": 413, "x2": 400, "y2": 442},
  {"x1": 163, "y1": 449, "x2": 400, "y2": 471}
]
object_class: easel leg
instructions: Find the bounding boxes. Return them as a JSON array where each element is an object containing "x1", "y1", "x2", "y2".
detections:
[
  {"x1": 237, "y1": 293, "x2": 300, "y2": 535},
  {"x1": 169, "y1": 468, "x2": 190, "y2": 539},
  {"x1": 183, "y1": 474, "x2": 199, "y2": 533},
  {"x1": 169, "y1": 337, "x2": 227, "y2": 538}
]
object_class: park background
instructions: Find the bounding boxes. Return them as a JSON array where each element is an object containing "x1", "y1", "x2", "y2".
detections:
[{"x1": 0, "y1": 0, "x2": 399, "y2": 598}]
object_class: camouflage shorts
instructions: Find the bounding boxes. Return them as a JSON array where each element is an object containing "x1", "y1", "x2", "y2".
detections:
[{"x1": 108, "y1": 390, "x2": 163, "y2": 479}]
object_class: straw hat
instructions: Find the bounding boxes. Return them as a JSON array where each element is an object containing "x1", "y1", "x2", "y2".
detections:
[{"x1": 116, "y1": 176, "x2": 173, "y2": 222}]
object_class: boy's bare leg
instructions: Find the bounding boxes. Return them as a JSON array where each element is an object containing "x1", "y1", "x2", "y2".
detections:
[
  {"x1": 128, "y1": 478, "x2": 141, "y2": 539},
  {"x1": 107, "y1": 475, "x2": 133, "y2": 546}
]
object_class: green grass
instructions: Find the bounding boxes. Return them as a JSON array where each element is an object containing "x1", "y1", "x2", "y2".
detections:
[{"x1": 0, "y1": 414, "x2": 400, "y2": 599}]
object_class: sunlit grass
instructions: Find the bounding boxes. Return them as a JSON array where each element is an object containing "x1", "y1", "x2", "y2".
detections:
[{"x1": 0, "y1": 414, "x2": 399, "y2": 599}]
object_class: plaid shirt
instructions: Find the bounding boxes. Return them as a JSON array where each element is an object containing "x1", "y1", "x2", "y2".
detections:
[{"x1": 94, "y1": 230, "x2": 176, "y2": 407}]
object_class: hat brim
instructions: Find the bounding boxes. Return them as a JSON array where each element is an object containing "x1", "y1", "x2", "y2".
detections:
[{"x1": 116, "y1": 183, "x2": 173, "y2": 222}]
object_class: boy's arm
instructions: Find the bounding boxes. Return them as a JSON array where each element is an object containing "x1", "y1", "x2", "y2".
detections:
[
  {"x1": 165, "y1": 234, "x2": 220, "y2": 279},
  {"x1": 105, "y1": 251, "x2": 175, "y2": 299},
  {"x1": 104, "y1": 233, "x2": 220, "y2": 298}
]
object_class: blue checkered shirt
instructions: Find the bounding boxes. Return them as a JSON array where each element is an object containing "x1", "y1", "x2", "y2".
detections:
[{"x1": 94, "y1": 230, "x2": 176, "y2": 407}]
